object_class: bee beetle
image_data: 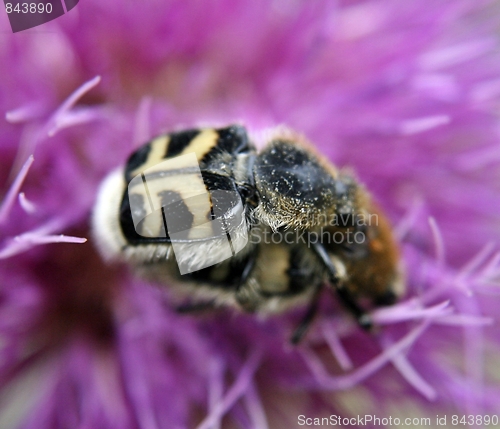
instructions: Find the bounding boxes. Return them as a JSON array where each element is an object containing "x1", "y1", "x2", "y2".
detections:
[{"x1": 92, "y1": 125, "x2": 404, "y2": 343}]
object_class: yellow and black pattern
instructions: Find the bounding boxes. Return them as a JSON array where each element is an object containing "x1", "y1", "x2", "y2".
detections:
[
  {"x1": 124, "y1": 126, "x2": 252, "y2": 182},
  {"x1": 119, "y1": 125, "x2": 254, "y2": 245}
]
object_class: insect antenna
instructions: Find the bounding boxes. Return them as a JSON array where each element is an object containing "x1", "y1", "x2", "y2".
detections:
[
  {"x1": 309, "y1": 235, "x2": 372, "y2": 331},
  {"x1": 290, "y1": 284, "x2": 322, "y2": 344}
]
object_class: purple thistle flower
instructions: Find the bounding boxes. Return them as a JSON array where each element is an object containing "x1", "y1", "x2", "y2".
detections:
[{"x1": 1, "y1": 1, "x2": 500, "y2": 428}]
